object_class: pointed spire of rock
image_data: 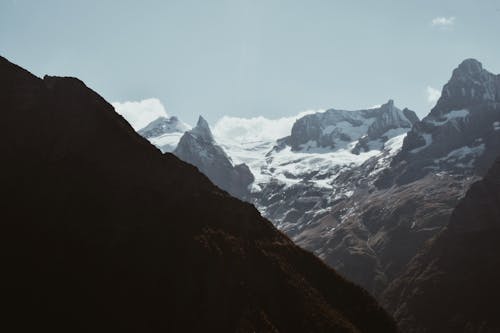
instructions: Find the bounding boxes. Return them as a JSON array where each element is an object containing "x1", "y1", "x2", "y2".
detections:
[{"x1": 191, "y1": 115, "x2": 214, "y2": 142}]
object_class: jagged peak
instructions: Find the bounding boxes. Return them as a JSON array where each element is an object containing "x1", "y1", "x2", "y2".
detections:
[{"x1": 190, "y1": 115, "x2": 214, "y2": 142}]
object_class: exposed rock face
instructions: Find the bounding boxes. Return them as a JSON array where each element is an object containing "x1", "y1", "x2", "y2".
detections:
[
  {"x1": 174, "y1": 116, "x2": 255, "y2": 200},
  {"x1": 250, "y1": 59, "x2": 500, "y2": 304},
  {"x1": 383, "y1": 157, "x2": 500, "y2": 333},
  {"x1": 294, "y1": 59, "x2": 500, "y2": 299},
  {"x1": 380, "y1": 58, "x2": 500, "y2": 186},
  {"x1": 249, "y1": 101, "x2": 418, "y2": 236},
  {"x1": 288, "y1": 100, "x2": 418, "y2": 153},
  {"x1": 0, "y1": 55, "x2": 397, "y2": 333}
]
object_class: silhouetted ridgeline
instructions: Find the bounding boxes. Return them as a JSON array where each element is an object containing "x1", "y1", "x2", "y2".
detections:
[{"x1": 0, "y1": 56, "x2": 396, "y2": 332}]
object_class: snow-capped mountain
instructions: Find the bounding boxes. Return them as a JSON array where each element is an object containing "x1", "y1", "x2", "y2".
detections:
[
  {"x1": 244, "y1": 101, "x2": 418, "y2": 222},
  {"x1": 287, "y1": 100, "x2": 418, "y2": 153},
  {"x1": 219, "y1": 100, "x2": 417, "y2": 193},
  {"x1": 276, "y1": 59, "x2": 500, "y2": 298},
  {"x1": 133, "y1": 58, "x2": 500, "y2": 305},
  {"x1": 138, "y1": 116, "x2": 191, "y2": 152},
  {"x1": 174, "y1": 116, "x2": 254, "y2": 200},
  {"x1": 381, "y1": 58, "x2": 500, "y2": 186}
]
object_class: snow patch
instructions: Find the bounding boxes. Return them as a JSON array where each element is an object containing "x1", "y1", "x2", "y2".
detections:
[
  {"x1": 434, "y1": 144, "x2": 485, "y2": 168},
  {"x1": 426, "y1": 109, "x2": 469, "y2": 126},
  {"x1": 411, "y1": 133, "x2": 433, "y2": 153}
]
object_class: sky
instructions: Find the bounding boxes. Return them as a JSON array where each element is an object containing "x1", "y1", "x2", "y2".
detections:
[{"x1": 1, "y1": 0, "x2": 500, "y2": 128}]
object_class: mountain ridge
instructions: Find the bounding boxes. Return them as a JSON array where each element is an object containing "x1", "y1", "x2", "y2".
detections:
[{"x1": 0, "y1": 55, "x2": 397, "y2": 332}]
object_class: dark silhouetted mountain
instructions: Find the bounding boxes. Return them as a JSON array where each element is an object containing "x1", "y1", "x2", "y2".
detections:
[
  {"x1": 0, "y1": 56, "x2": 396, "y2": 332},
  {"x1": 383, "y1": 157, "x2": 500, "y2": 332},
  {"x1": 174, "y1": 116, "x2": 255, "y2": 200}
]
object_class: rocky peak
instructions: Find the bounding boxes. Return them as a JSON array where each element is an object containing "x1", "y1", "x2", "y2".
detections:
[
  {"x1": 289, "y1": 101, "x2": 417, "y2": 152},
  {"x1": 138, "y1": 116, "x2": 189, "y2": 139},
  {"x1": 381, "y1": 59, "x2": 500, "y2": 187},
  {"x1": 190, "y1": 115, "x2": 214, "y2": 142},
  {"x1": 367, "y1": 100, "x2": 416, "y2": 139},
  {"x1": 382, "y1": 99, "x2": 394, "y2": 109},
  {"x1": 454, "y1": 58, "x2": 484, "y2": 77},
  {"x1": 174, "y1": 115, "x2": 254, "y2": 200},
  {"x1": 402, "y1": 108, "x2": 420, "y2": 124},
  {"x1": 432, "y1": 58, "x2": 499, "y2": 117}
]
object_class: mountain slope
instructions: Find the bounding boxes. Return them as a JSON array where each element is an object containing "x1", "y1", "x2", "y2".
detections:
[
  {"x1": 248, "y1": 100, "x2": 419, "y2": 233},
  {"x1": 258, "y1": 59, "x2": 499, "y2": 300},
  {"x1": 383, "y1": 157, "x2": 500, "y2": 332},
  {"x1": 0, "y1": 56, "x2": 396, "y2": 332}
]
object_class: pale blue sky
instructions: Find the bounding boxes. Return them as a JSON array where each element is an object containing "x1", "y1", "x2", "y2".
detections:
[{"x1": 1, "y1": 0, "x2": 499, "y2": 125}]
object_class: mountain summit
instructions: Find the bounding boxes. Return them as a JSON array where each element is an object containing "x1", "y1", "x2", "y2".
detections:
[
  {"x1": 174, "y1": 116, "x2": 255, "y2": 200},
  {"x1": 190, "y1": 115, "x2": 215, "y2": 142},
  {"x1": 383, "y1": 58, "x2": 500, "y2": 186}
]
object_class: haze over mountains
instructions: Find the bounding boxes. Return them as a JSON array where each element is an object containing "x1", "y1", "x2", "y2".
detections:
[{"x1": 130, "y1": 58, "x2": 500, "y2": 331}]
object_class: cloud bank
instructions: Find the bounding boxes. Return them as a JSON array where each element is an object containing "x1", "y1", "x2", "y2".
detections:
[
  {"x1": 213, "y1": 110, "x2": 319, "y2": 144},
  {"x1": 431, "y1": 16, "x2": 455, "y2": 28},
  {"x1": 426, "y1": 86, "x2": 442, "y2": 105},
  {"x1": 112, "y1": 98, "x2": 168, "y2": 130}
]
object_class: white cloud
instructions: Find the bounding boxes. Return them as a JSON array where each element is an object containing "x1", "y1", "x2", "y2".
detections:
[
  {"x1": 112, "y1": 98, "x2": 168, "y2": 130},
  {"x1": 213, "y1": 110, "x2": 319, "y2": 144},
  {"x1": 426, "y1": 86, "x2": 441, "y2": 105},
  {"x1": 431, "y1": 16, "x2": 455, "y2": 28}
]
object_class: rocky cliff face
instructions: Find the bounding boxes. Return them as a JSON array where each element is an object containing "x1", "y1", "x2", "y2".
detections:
[
  {"x1": 0, "y1": 55, "x2": 397, "y2": 333},
  {"x1": 250, "y1": 59, "x2": 500, "y2": 303},
  {"x1": 250, "y1": 101, "x2": 418, "y2": 240},
  {"x1": 383, "y1": 157, "x2": 500, "y2": 332},
  {"x1": 380, "y1": 58, "x2": 500, "y2": 186},
  {"x1": 288, "y1": 100, "x2": 418, "y2": 153},
  {"x1": 174, "y1": 116, "x2": 255, "y2": 200}
]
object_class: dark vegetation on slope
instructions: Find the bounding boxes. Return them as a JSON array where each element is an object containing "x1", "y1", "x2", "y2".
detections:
[
  {"x1": 383, "y1": 157, "x2": 500, "y2": 332},
  {"x1": 0, "y1": 56, "x2": 396, "y2": 332}
]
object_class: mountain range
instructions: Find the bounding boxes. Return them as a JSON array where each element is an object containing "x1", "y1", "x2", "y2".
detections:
[
  {"x1": 5, "y1": 51, "x2": 499, "y2": 332},
  {"x1": 136, "y1": 58, "x2": 500, "y2": 331}
]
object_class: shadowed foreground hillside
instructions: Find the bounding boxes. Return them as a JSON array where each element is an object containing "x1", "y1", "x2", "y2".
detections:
[
  {"x1": 383, "y1": 157, "x2": 500, "y2": 332},
  {"x1": 0, "y1": 56, "x2": 396, "y2": 332}
]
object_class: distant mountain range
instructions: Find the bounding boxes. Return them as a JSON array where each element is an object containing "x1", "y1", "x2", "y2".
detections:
[{"x1": 135, "y1": 58, "x2": 500, "y2": 331}]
